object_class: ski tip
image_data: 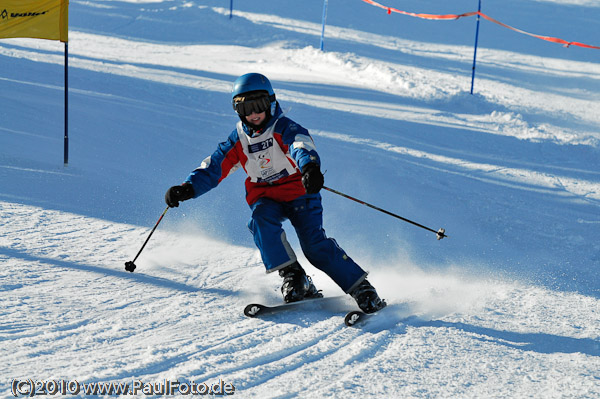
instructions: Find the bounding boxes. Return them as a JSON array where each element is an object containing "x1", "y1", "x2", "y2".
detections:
[
  {"x1": 243, "y1": 304, "x2": 264, "y2": 318},
  {"x1": 344, "y1": 310, "x2": 366, "y2": 327},
  {"x1": 345, "y1": 300, "x2": 388, "y2": 326}
]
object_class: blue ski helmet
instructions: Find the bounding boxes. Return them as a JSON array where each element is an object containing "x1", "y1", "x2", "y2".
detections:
[
  {"x1": 232, "y1": 72, "x2": 275, "y2": 100},
  {"x1": 232, "y1": 73, "x2": 279, "y2": 133}
]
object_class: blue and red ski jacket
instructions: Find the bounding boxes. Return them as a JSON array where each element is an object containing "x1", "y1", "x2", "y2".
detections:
[{"x1": 185, "y1": 105, "x2": 320, "y2": 205}]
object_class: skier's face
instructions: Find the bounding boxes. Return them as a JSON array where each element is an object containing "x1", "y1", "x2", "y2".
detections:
[{"x1": 245, "y1": 111, "x2": 266, "y2": 127}]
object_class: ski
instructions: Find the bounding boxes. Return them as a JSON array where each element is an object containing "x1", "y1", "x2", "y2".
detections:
[
  {"x1": 244, "y1": 295, "x2": 346, "y2": 318},
  {"x1": 344, "y1": 310, "x2": 370, "y2": 326},
  {"x1": 244, "y1": 296, "x2": 386, "y2": 327},
  {"x1": 344, "y1": 302, "x2": 388, "y2": 327}
]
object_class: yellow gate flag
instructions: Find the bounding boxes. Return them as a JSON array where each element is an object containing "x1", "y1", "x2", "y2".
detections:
[{"x1": 0, "y1": 0, "x2": 68, "y2": 42}]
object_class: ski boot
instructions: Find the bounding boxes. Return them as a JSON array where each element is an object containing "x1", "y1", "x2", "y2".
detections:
[
  {"x1": 350, "y1": 279, "x2": 387, "y2": 314},
  {"x1": 279, "y1": 262, "x2": 322, "y2": 303}
]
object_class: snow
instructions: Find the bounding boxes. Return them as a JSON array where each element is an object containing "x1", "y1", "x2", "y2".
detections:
[{"x1": 1, "y1": 0, "x2": 599, "y2": 397}]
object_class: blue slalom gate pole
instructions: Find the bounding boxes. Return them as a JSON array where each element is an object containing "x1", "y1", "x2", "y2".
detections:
[
  {"x1": 470, "y1": 0, "x2": 482, "y2": 94},
  {"x1": 64, "y1": 42, "x2": 69, "y2": 166},
  {"x1": 320, "y1": 0, "x2": 328, "y2": 51},
  {"x1": 229, "y1": 0, "x2": 233, "y2": 19}
]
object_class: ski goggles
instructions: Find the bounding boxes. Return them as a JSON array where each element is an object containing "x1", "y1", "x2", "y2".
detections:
[{"x1": 233, "y1": 92, "x2": 274, "y2": 117}]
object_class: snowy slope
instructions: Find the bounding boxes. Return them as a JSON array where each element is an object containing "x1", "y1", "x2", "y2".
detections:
[{"x1": 1, "y1": 0, "x2": 599, "y2": 397}]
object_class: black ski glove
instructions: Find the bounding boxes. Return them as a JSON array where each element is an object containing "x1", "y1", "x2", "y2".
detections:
[
  {"x1": 301, "y1": 163, "x2": 324, "y2": 194},
  {"x1": 165, "y1": 183, "x2": 195, "y2": 207}
]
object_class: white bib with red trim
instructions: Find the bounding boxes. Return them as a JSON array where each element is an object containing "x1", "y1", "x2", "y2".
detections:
[{"x1": 236, "y1": 120, "x2": 298, "y2": 183}]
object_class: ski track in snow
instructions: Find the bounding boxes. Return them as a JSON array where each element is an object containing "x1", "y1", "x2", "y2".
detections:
[
  {"x1": 2, "y1": 201, "x2": 600, "y2": 397},
  {"x1": 2, "y1": 0, "x2": 600, "y2": 397},
  {"x1": 2, "y1": 201, "x2": 599, "y2": 398}
]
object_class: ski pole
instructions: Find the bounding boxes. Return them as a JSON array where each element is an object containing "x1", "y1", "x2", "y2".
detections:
[
  {"x1": 124, "y1": 206, "x2": 169, "y2": 272},
  {"x1": 322, "y1": 186, "x2": 447, "y2": 240}
]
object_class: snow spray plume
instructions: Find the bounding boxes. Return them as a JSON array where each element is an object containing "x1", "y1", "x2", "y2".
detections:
[
  {"x1": 322, "y1": 186, "x2": 447, "y2": 240},
  {"x1": 124, "y1": 206, "x2": 169, "y2": 272}
]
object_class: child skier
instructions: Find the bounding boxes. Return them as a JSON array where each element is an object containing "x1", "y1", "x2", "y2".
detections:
[{"x1": 165, "y1": 73, "x2": 386, "y2": 313}]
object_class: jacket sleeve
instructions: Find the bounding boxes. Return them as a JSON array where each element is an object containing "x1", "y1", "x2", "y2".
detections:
[
  {"x1": 184, "y1": 129, "x2": 241, "y2": 198},
  {"x1": 280, "y1": 118, "x2": 321, "y2": 172}
]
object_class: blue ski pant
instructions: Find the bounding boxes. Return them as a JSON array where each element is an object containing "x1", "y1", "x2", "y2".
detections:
[{"x1": 247, "y1": 194, "x2": 367, "y2": 293}]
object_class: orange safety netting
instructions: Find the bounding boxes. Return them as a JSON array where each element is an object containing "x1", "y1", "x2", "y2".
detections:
[{"x1": 361, "y1": 0, "x2": 600, "y2": 50}]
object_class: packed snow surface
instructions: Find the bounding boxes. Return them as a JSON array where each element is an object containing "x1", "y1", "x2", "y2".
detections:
[{"x1": 1, "y1": 0, "x2": 599, "y2": 398}]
